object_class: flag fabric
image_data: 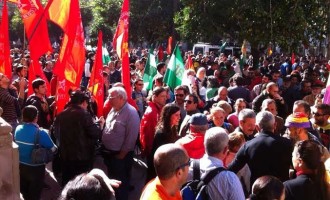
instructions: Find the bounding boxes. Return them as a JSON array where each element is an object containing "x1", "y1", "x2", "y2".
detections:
[
  {"x1": 143, "y1": 48, "x2": 157, "y2": 90},
  {"x1": 157, "y1": 45, "x2": 164, "y2": 62},
  {"x1": 113, "y1": 0, "x2": 134, "y2": 102},
  {"x1": 219, "y1": 42, "x2": 227, "y2": 53},
  {"x1": 16, "y1": 0, "x2": 52, "y2": 61},
  {"x1": 0, "y1": 0, "x2": 12, "y2": 79},
  {"x1": 241, "y1": 40, "x2": 247, "y2": 58},
  {"x1": 27, "y1": 60, "x2": 51, "y2": 96},
  {"x1": 185, "y1": 54, "x2": 194, "y2": 70},
  {"x1": 112, "y1": 0, "x2": 129, "y2": 60},
  {"x1": 164, "y1": 45, "x2": 185, "y2": 90},
  {"x1": 47, "y1": 0, "x2": 85, "y2": 114},
  {"x1": 102, "y1": 45, "x2": 111, "y2": 65},
  {"x1": 166, "y1": 36, "x2": 173, "y2": 55},
  {"x1": 47, "y1": 0, "x2": 85, "y2": 88},
  {"x1": 88, "y1": 31, "x2": 104, "y2": 118},
  {"x1": 323, "y1": 74, "x2": 330, "y2": 104},
  {"x1": 291, "y1": 52, "x2": 295, "y2": 65}
]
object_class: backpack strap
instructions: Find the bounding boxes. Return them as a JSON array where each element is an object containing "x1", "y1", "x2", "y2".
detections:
[
  {"x1": 197, "y1": 167, "x2": 226, "y2": 190},
  {"x1": 33, "y1": 128, "x2": 41, "y2": 149},
  {"x1": 192, "y1": 159, "x2": 200, "y2": 180}
]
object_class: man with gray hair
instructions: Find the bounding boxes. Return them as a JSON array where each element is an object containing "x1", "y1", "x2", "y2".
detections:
[
  {"x1": 188, "y1": 127, "x2": 245, "y2": 200},
  {"x1": 234, "y1": 108, "x2": 256, "y2": 141},
  {"x1": 102, "y1": 86, "x2": 140, "y2": 200},
  {"x1": 228, "y1": 111, "x2": 292, "y2": 187}
]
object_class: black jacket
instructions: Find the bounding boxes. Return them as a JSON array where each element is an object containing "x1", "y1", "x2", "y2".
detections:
[
  {"x1": 284, "y1": 174, "x2": 322, "y2": 200},
  {"x1": 228, "y1": 131, "x2": 292, "y2": 186},
  {"x1": 52, "y1": 105, "x2": 101, "y2": 161}
]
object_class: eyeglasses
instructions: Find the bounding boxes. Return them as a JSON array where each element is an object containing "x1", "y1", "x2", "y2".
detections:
[
  {"x1": 108, "y1": 95, "x2": 119, "y2": 100},
  {"x1": 136, "y1": 83, "x2": 144, "y2": 86},
  {"x1": 312, "y1": 112, "x2": 325, "y2": 117},
  {"x1": 184, "y1": 100, "x2": 193, "y2": 104},
  {"x1": 175, "y1": 94, "x2": 185, "y2": 97},
  {"x1": 176, "y1": 159, "x2": 191, "y2": 170}
]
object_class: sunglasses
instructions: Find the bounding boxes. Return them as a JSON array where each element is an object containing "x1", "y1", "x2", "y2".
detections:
[
  {"x1": 175, "y1": 94, "x2": 185, "y2": 97},
  {"x1": 176, "y1": 159, "x2": 191, "y2": 170},
  {"x1": 184, "y1": 100, "x2": 193, "y2": 104},
  {"x1": 312, "y1": 112, "x2": 325, "y2": 117}
]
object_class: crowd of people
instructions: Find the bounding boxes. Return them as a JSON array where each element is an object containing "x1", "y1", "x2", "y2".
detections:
[{"x1": 1, "y1": 46, "x2": 330, "y2": 200}]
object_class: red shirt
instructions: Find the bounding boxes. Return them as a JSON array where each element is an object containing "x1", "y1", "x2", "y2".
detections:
[{"x1": 176, "y1": 132, "x2": 205, "y2": 159}]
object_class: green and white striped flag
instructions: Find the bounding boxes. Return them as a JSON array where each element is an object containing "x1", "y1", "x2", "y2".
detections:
[
  {"x1": 143, "y1": 48, "x2": 157, "y2": 90},
  {"x1": 164, "y1": 45, "x2": 184, "y2": 90},
  {"x1": 102, "y1": 45, "x2": 111, "y2": 65}
]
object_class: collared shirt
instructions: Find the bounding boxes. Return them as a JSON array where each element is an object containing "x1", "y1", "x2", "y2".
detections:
[
  {"x1": 188, "y1": 155, "x2": 245, "y2": 200},
  {"x1": 140, "y1": 177, "x2": 182, "y2": 200},
  {"x1": 102, "y1": 102, "x2": 140, "y2": 152}
]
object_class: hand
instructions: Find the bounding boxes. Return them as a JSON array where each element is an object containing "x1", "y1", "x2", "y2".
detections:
[
  {"x1": 89, "y1": 169, "x2": 121, "y2": 196},
  {"x1": 19, "y1": 78, "x2": 26, "y2": 87},
  {"x1": 98, "y1": 116, "x2": 105, "y2": 128}
]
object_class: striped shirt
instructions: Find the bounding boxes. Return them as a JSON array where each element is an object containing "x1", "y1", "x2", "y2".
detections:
[{"x1": 0, "y1": 88, "x2": 21, "y2": 123}]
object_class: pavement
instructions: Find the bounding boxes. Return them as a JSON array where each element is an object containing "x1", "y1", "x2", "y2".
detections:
[{"x1": 39, "y1": 154, "x2": 147, "y2": 200}]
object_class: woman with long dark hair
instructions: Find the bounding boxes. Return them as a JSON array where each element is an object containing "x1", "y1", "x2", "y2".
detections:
[
  {"x1": 284, "y1": 140, "x2": 330, "y2": 200},
  {"x1": 147, "y1": 104, "x2": 181, "y2": 181}
]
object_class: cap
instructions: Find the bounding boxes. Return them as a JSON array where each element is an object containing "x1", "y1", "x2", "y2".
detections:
[{"x1": 189, "y1": 113, "x2": 208, "y2": 126}]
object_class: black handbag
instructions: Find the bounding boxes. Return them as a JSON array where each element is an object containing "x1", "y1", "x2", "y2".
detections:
[{"x1": 31, "y1": 128, "x2": 54, "y2": 164}]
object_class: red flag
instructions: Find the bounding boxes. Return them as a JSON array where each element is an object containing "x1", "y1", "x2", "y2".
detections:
[
  {"x1": 55, "y1": 77, "x2": 70, "y2": 114},
  {"x1": 16, "y1": 0, "x2": 52, "y2": 61},
  {"x1": 113, "y1": 0, "x2": 135, "y2": 105},
  {"x1": 0, "y1": 0, "x2": 12, "y2": 79},
  {"x1": 88, "y1": 31, "x2": 104, "y2": 118},
  {"x1": 27, "y1": 60, "x2": 51, "y2": 96},
  {"x1": 185, "y1": 54, "x2": 194, "y2": 70},
  {"x1": 158, "y1": 45, "x2": 164, "y2": 61},
  {"x1": 47, "y1": 0, "x2": 85, "y2": 88},
  {"x1": 291, "y1": 52, "x2": 295, "y2": 65},
  {"x1": 112, "y1": 0, "x2": 129, "y2": 60},
  {"x1": 167, "y1": 36, "x2": 173, "y2": 54}
]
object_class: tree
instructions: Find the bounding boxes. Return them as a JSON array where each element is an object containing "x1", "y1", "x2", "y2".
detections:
[{"x1": 175, "y1": 0, "x2": 329, "y2": 56}]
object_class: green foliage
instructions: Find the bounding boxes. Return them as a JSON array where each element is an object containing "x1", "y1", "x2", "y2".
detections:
[{"x1": 175, "y1": 0, "x2": 329, "y2": 52}]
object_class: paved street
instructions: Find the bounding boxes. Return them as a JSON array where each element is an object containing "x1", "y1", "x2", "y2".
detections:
[{"x1": 39, "y1": 154, "x2": 147, "y2": 200}]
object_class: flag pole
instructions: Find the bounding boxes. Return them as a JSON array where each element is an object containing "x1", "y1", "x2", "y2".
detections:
[{"x1": 26, "y1": 0, "x2": 54, "y2": 46}]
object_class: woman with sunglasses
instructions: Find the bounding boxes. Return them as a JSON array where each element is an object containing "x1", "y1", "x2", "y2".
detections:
[{"x1": 284, "y1": 140, "x2": 330, "y2": 200}]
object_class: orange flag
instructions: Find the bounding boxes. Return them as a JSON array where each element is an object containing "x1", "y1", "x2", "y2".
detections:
[
  {"x1": 16, "y1": 0, "x2": 52, "y2": 61},
  {"x1": 167, "y1": 36, "x2": 173, "y2": 55},
  {"x1": 113, "y1": 0, "x2": 135, "y2": 103},
  {"x1": 185, "y1": 54, "x2": 194, "y2": 70},
  {"x1": 47, "y1": 0, "x2": 85, "y2": 88},
  {"x1": 47, "y1": 0, "x2": 85, "y2": 114},
  {"x1": 88, "y1": 31, "x2": 104, "y2": 118},
  {"x1": 0, "y1": 0, "x2": 12, "y2": 79},
  {"x1": 27, "y1": 60, "x2": 51, "y2": 96}
]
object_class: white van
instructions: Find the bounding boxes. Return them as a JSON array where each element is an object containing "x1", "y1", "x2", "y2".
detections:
[
  {"x1": 192, "y1": 43, "x2": 241, "y2": 57},
  {"x1": 192, "y1": 43, "x2": 220, "y2": 56}
]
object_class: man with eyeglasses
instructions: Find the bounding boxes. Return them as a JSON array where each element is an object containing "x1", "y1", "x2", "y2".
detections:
[
  {"x1": 170, "y1": 85, "x2": 189, "y2": 126},
  {"x1": 252, "y1": 82, "x2": 288, "y2": 119},
  {"x1": 312, "y1": 104, "x2": 330, "y2": 150},
  {"x1": 102, "y1": 87, "x2": 140, "y2": 200},
  {"x1": 140, "y1": 143, "x2": 189, "y2": 200},
  {"x1": 179, "y1": 94, "x2": 200, "y2": 137}
]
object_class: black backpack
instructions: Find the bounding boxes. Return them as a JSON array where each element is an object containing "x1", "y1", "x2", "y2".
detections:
[{"x1": 181, "y1": 160, "x2": 226, "y2": 200}]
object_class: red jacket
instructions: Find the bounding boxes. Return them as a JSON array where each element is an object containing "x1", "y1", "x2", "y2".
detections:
[
  {"x1": 176, "y1": 132, "x2": 205, "y2": 159},
  {"x1": 139, "y1": 101, "x2": 163, "y2": 157}
]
